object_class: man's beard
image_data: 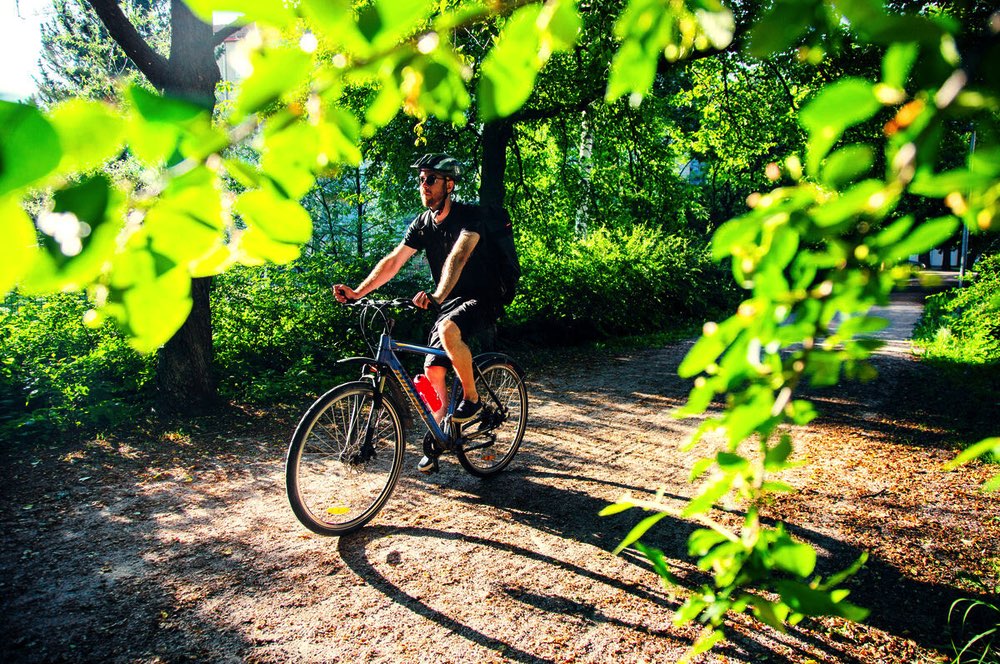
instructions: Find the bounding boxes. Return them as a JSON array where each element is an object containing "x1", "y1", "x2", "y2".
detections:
[{"x1": 422, "y1": 190, "x2": 446, "y2": 212}]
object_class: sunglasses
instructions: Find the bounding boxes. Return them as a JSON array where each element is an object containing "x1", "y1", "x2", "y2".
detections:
[{"x1": 417, "y1": 174, "x2": 446, "y2": 186}]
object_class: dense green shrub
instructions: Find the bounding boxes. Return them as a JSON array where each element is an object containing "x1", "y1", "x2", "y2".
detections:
[
  {"x1": 914, "y1": 253, "x2": 1000, "y2": 366},
  {"x1": 0, "y1": 292, "x2": 153, "y2": 441},
  {"x1": 2, "y1": 224, "x2": 731, "y2": 438},
  {"x1": 211, "y1": 251, "x2": 429, "y2": 403},
  {"x1": 505, "y1": 225, "x2": 735, "y2": 344}
]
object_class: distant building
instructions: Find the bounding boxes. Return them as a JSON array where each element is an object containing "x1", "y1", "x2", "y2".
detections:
[{"x1": 214, "y1": 23, "x2": 254, "y2": 100}]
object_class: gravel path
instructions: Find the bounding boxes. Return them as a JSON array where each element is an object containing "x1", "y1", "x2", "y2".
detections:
[{"x1": 2, "y1": 283, "x2": 997, "y2": 663}]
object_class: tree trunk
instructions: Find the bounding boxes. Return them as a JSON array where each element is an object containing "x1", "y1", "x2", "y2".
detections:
[
  {"x1": 153, "y1": 1, "x2": 222, "y2": 411},
  {"x1": 156, "y1": 276, "x2": 217, "y2": 410},
  {"x1": 88, "y1": 0, "x2": 222, "y2": 412},
  {"x1": 480, "y1": 119, "x2": 513, "y2": 208},
  {"x1": 478, "y1": 119, "x2": 515, "y2": 351}
]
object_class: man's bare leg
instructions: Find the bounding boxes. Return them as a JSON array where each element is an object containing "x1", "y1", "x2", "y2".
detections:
[{"x1": 439, "y1": 319, "x2": 478, "y2": 403}]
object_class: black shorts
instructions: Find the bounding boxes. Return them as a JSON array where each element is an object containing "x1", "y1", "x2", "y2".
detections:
[{"x1": 425, "y1": 297, "x2": 501, "y2": 369}]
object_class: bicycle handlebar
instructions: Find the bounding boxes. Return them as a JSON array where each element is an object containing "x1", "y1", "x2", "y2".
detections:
[
  {"x1": 344, "y1": 297, "x2": 417, "y2": 309},
  {"x1": 342, "y1": 295, "x2": 441, "y2": 314}
]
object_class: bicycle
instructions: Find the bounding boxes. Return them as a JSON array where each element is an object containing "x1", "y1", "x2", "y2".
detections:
[{"x1": 285, "y1": 297, "x2": 529, "y2": 536}]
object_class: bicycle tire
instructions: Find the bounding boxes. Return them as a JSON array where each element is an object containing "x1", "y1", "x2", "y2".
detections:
[
  {"x1": 285, "y1": 381, "x2": 404, "y2": 536},
  {"x1": 456, "y1": 357, "x2": 528, "y2": 477}
]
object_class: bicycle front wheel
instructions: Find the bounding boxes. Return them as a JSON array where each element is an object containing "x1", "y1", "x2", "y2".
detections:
[
  {"x1": 285, "y1": 381, "x2": 404, "y2": 536},
  {"x1": 456, "y1": 357, "x2": 528, "y2": 477}
]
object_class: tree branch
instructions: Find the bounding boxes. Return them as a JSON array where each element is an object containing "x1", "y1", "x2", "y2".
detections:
[
  {"x1": 85, "y1": 0, "x2": 170, "y2": 89},
  {"x1": 212, "y1": 22, "x2": 245, "y2": 46}
]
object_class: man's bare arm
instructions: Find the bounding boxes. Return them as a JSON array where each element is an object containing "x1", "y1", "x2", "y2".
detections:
[
  {"x1": 431, "y1": 231, "x2": 479, "y2": 302},
  {"x1": 333, "y1": 243, "x2": 416, "y2": 301}
]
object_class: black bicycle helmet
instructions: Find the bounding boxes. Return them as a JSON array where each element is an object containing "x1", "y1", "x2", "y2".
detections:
[{"x1": 411, "y1": 153, "x2": 463, "y2": 182}]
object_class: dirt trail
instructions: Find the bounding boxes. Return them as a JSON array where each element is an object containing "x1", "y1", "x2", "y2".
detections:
[{"x1": 2, "y1": 286, "x2": 998, "y2": 663}]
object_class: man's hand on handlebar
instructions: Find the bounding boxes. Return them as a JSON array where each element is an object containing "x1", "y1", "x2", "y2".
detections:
[
  {"x1": 412, "y1": 291, "x2": 438, "y2": 310},
  {"x1": 332, "y1": 284, "x2": 360, "y2": 303}
]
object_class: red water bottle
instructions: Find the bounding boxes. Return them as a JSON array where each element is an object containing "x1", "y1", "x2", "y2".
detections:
[{"x1": 414, "y1": 374, "x2": 442, "y2": 411}]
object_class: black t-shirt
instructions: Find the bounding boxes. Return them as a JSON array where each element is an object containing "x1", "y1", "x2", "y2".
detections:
[{"x1": 403, "y1": 202, "x2": 498, "y2": 302}]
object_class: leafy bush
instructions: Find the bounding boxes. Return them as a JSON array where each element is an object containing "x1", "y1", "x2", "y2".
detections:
[
  {"x1": 506, "y1": 225, "x2": 735, "y2": 344},
  {"x1": 0, "y1": 292, "x2": 153, "y2": 441},
  {"x1": 914, "y1": 252, "x2": 1000, "y2": 372},
  {"x1": 211, "y1": 251, "x2": 429, "y2": 403}
]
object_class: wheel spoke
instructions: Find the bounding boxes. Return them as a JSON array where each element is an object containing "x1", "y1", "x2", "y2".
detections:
[{"x1": 286, "y1": 384, "x2": 405, "y2": 535}]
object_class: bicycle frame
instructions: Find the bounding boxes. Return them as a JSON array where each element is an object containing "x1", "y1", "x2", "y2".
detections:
[{"x1": 341, "y1": 331, "x2": 460, "y2": 446}]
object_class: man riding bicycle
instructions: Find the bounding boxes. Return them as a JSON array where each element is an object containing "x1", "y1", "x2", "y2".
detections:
[{"x1": 332, "y1": 153, "x2": 506, "y2": 472}]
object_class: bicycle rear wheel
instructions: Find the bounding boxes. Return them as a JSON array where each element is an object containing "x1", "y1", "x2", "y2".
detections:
[
  {"x1": 285, "y1": 381, "x2": 404, "y2": 535},
  {"x1": 456, "y1": 357, "x2": 528, "y2": 477}
]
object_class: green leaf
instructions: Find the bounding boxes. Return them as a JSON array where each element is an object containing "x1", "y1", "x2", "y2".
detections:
[
  {"x1": 682, "y1": 474, "x2": 732, "y2": 517},
  {"x1": 822, "y1": 144, "x2": 874, "y2": 189},
  {"x1": 676, "y1": 381, "x2": 716, "y2": 417},
  {"x1": 769, "y1": 537, "x2": 817, "y2": 577},
  {"x1": 129, "y1": 85, "x2": 207, "y2": 123},
  {"x1": 540, "y1": 0, "x2": 583, "y2": 48},
  {"x1": 818, "y1": 552, "x2": 868, "y2": 591},
  {"x1": 678, "y1": 334, "x2": 727, "y2": 378},
  {"x1": 365, "y1": 83, "x2": 404, "y2": 129},
  {"x1": 764, "y1": 435, "x2": 793, "y2": 471},
  {"x1": 774, "y1": 580, "x2": 870, "y2": 621},
  {"x1": 689, "y1": 456, "x2": 715, "y2": 482},
  {"x1": 871, "y1": 216, "x2": 914, "y2": 248},
  {"x1": 688, "y1": 628, "x2": 725, "y2": 659},
  {"x1": 811, "y1": 180, "x2": 889, "y2": 228},
  {"x1": 800, "y1": 79, "x2": 880, "y2": 174},
  {"x1": 835, "y1": 315, "x2": 889, "y2": 339},
  {"x1": 606, "y1": 39, "x2": 653, "y2": 103},
  {"x1": 881, "y1": 42, "x2": 919, "y2": 89},
  {"x1": 20, "y1": 174, "x2": 119, "y2": 294},
  {"x1": 716, "y1": 452, "x2": 748, "y2": 472},
  {"x1": 145, "y1": 171, "x2": 225, "y2": 267},
  {"x1": 761, "y1": 480, "x2": 796, "y2": 493},
  {"x1": 47, "y1": 99, "x2": 126, "y2": 175},
  {"x1": 234, "y1": 188, "x2": 313, "y2": 265},
  {"x1": 748, "y1": 596, "x2": 791, "y2": 632},
  {"x1": 607, "y1": 0, "x2": 729, "y2": 103},
  {"x1": 361, "y1": 0, "x2": 434, "y2": 52},
  {"x1": 613, "y1": 511, "x2": 668, "y2": 554},
  {"x1": 182, "y1": 0, "x2": 296, "y2": 28},
  {"x1": 598, "y1": 501, "x2": 635, "y2": 517},
  {"x1": 299, "y1": 0, "x2": 369, "y2": 54},
  {"x1": 910, "y1": 165, "x2": 998, "y2": 198},
  {"x1": 235, "y1": 47, "x2": 313, "y2": 119},
  {"x1": 944, "y1": 437, "x2": 1000, "y2": 470},
  {"x1": 674, "y1": 595, "x2": 707, "y2": 625},
  {"x1": 724, "y1": 388, "x2": 776, "y2": 446},
  {"x1": 121, "y1": 265, "x2": 193, "y2": 353},
  {"x1": 0, "y1": 196, "x2": 39, "y2": 294},
  {"x1": 785, "y1": 400, "x2": 817, "y2": 425},
  {"x1": 711, "y1": 215, "x2": 760, "y2": 260},
  {"x1": 634, "y1": 541, "x2": 680, "y2": 585},
  {"x1": 479, "y1": 6, "x2": 545, "y2": 120},
  {"x1": 126, "y1": 87, "x2": 210, "y2": 166},
  {"x1": 764, "y1": 224, "x2": 800, "y2": 271},
  {"x1": 882, "y1": 216, "x2": 959, "y2": 263},
  {"x1": 748, "y1": 0, "x2": 820, "y2": 57},
  {"x1": 678, "y1": 317, "x2": 740, "y2": 378},
  {"x1": 0, "y1": 101, "x2": 61, "y2": 196},
  {"x1": 688, "y1": 528, "x2": 730, "y2": 557},
  {"x1": 262, "y1": 123, "x2": 322, "y2": 199}
]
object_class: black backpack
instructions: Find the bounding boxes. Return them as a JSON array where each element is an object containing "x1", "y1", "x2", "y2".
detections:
[{"x1": 482, "y1": 204, "x2": 521, "y2": 305}]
